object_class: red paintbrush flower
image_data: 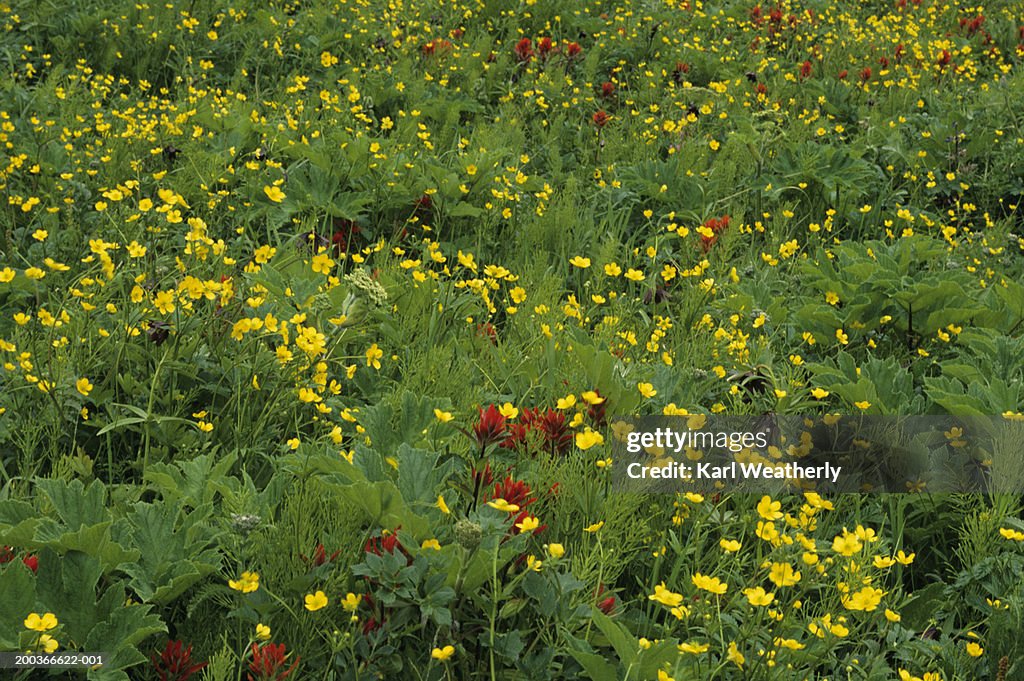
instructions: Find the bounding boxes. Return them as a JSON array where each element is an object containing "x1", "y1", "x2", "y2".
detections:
[
  {"x1": 422, "y1": 39, "x2": 453, "y2": 57},
  {"x1": 600, "y1": 82, "x2": 615, "y2": 97},
  {"x1": 301, "y1": 543, "x2": 340, "y2": 567},
  {"x1": 248, "y1": 643, "x2": 299, "y2": 681},
  {"x1": 514, "y1": 38, "x2": 533, "y2": 63},
  {"x1": 592, "y1": 110, "x2": 610, "y2": 128},
  {"x1": 152, "y1": 640, "x2": 208, "y2": 681},
  {"x1": 364, "y1": 527, "x2": 411, "y2": 563},
  {"x1": 534, "y1": 409, "x2": 574, "y2": 454},
  {"x1": 699, "y1": 215, "x2": 731, "y2": 252},
  {"x1": 501, "y1": 422, "x2": 529, "y2": 450},
  {"x1": 537, "y1": 37, "x2": 555, "y2": 59},
  {"x1": 472, "y1": 405, "x2": 507, "y2": 449},
  {"x1": 564, "y1": 42, "x2": 582, "y2": 59},
  {"x1": 487, "y1": 475, "x2": 536, "y2": 511}
]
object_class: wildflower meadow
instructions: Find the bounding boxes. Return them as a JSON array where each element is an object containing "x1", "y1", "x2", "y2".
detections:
[{"x1": 2, "y1": 0, "x2": 1024, "y2": 678}]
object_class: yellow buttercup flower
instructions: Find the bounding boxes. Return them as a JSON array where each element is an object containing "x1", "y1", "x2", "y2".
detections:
[
  {"x1": 515, "y1": 516, "x2": 540, "y2": 533},
  {"x1": 720, "y1": 538, "x2": 741, "y2": 553},
  {"x1": 999, "y1": 527, "x2": 1024, "y2": 541},
  {"x1": 757, "y1": 495, "x2": 782, "y2": 520},
  {"x1": 431, "y1": 645, "x2": 455, "y2": 661},
  {"x1": 691, "y1": 572, "x2": 728, "y2": 595},
  {"x1": 342, "y1": 593, "x2": 362, "y2": 612},
  {"x1": 498, "y1": 402, "x2": 519, "y2": 419},
  {"x1": 255, "y1": 623, "x2": 271, "y2": 640},
  {"x1": 263, "y1": 185, "x2": 286, "y2": 203},
  {"x1": 575, "y1": 429, "x2": 604, "y2": 450},
  {"x1": 743, "y1": 586, "x2": 775, "y2": 606},
  {"x1": 842, "y1": 586, "x2": 884, "y2": 612},
  {"x1": 304, "y1": 590, "x2": 329, "y2": 611},
  {"x1": 228, "y1": 571, "x2": 260, "y2": 593},
  {"x1": 678, "y1": 641, "x2": 710, "y2": 654},
  {"x1": 768, "y1": 562, "x2": 801, "y2": 587},
  {"x1": 39, "y1": 634, "x2": 59, "y2": 653},
  {"x1": 487, "y1": 498, "x2": 520, "y2": 513},
  {"x1": 832, "y1": 532, "x2": 863, "y2": 557},
  {"x1": 726, "y1": 641, "x2": 744, "y2": 668},
  {"x1": 24, "y1": 613, "x2": 58, "y2": 632},
  {"x1": 76, "y1": 377, "x2": 93, "y2": 396},
  {"x1": 365, "y1": 343, "x2": 383, "y2": 369},
  {"x1": 649, "y1": 582, "x2": 684, "y2": 608}
]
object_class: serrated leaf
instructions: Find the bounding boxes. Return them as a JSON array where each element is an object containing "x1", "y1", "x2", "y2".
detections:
[
  {"x1": 0, "y1": 563, "x2": 36, "y2": 648},
  {"x1": 36, "y1": 478, "x2": 108, "y2": 530}
]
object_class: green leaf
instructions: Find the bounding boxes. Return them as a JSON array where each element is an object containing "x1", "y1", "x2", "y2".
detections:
[
  {"x1": 448, "y1": 202, "x2": 484, "y2": 218},
  {"x1": 35, "y1": 549, "x2": 103, "y2": 643},
  {"x1": 637, "y1": 640, "x2": 681, "y2": 679},
  {"x1": 566, "y1": 648, "x2": 618, "y2": 681},
  {"x1": 36, "y1": 478, "x2": 108, "y2": 530},
  {"x1": 335, "y1": 480, "x2": 429, "y2": 538},
  {"x1": 0, "y1": 563, "x2": 36, "y2": 648},
  {"x1": 118, "y1": 501, "x2": 220, "y2": 604},
  {"x1": 900, "y1": 582, "x2": 947, "y2": 631},
  {"x1": 589, "y1": 607, "x2": 638, "y2": 669}
]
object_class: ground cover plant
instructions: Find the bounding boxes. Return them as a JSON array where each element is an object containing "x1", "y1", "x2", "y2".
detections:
[{"x1": 1, "y1": 0, "x2": 1024, "y2": 678}]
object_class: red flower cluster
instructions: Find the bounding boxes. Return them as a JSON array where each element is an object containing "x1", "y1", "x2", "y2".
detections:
[
  {"x1": 671, "y1": 61, "x2": 689, "y2": 84},
  {"x1": 151, "y1": 640, "x2": 207, "y2": 681},
  {"x1": 475, "y1": 321, "x2": 498, "y2": 344},
  {"x1": 248, "y1": 643, "x2": 299, "y2": 681},
  {"x1": 301, "y1": 543, "x2": 340, "y2": 567},
  {"x1": 514, "y1": 38, "x2": 533, "y2": 63},
  {"x1": 470, "y1": 394, "x2": 606, "y2": 456},
  {"x1": 364, "y1": 527, "x2": 411, "y2": 564},
  {"x1": 595, "y1": 584, "x2": 617, "y2": 614},
  {"x1": 799, "y1": 60, "x2": 812, "y2": 79},
  {"x1": 537, "y1": 37, "x2": 555, "y2": 59},
  {"x1": 471, "y1": 404, "x2": 506, "y2": 449},
  {"x1": 0, "y1": 545, "x2": 37, "y2": 573},
  {"x1": 422, "y1": 39, "x2": 453, "y2": 57},
  {"x1": 514, "y1": 37, "x2": 581, "y2": 63},
  {"x1": 592, "y1": 110, "x2": 610, "y2": 128},
  {"x1": 699, "y1": 215, "x2": 731, "y2": 252},
  {"x1": 485, "y1": 475, "x2": 547, "y2": 536},
  {"x1": 520, "y1": 407, "x2": 574, "y2": 454},
  {"x1": 959, "y1": 14, "x2": 984, "y2": 36},
  {"x1": 330, "y1": 218, "x2": 361, "y2": 257}
]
